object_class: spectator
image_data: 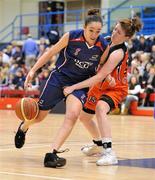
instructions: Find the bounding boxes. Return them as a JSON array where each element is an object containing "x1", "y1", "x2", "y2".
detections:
[
  {"x1": 143, "y1": 66, "x2": 155, "y2": 106},
  {"x1": 121, "y1": 75, "x2": 142, "y2": 115},
  {"x1": 0, "y1": 51, "x2": 10, "y2": 64},
  {"x1": 136, "y1": 35, "x2": 148, "y2": 52},
  {"x1": 8, "y1": 63, "x2": 21, "y2": 75},
  {"x1": 0, "y1": 71, "x2": 9, "y2": 89},
  {"x1": 37, "y1": 44, "x2": 46, "y2": 58},
  {"x1": 46, "y1": 27, "x2": 60, "y2": 45},
  {"x1": 22, "y1": 34, "x2": 38, "y2": 70},
  {"x1": 38, "y1": 69, "x2": 50, "y2": 93},
  {"x1": 12, "y1": 46, "x2": 24, "y2": 65},
  {"x1": 5, "y1": 45, "x2": 13, "y2": 57},
  {"x1": 12, "y1": 70, "x2": 25, "y2": 90},
  {"x1": 150, "y1": 45, "x2": 155, "y2": 65},
  {"x1": 39, "y1": 37, "x2": 48, "y2": 48}
]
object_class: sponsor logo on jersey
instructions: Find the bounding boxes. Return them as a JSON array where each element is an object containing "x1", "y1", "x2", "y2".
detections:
[
  {"x1": 74, "y1": 48, "x2": 81, "y2": 56},
  {"x1": 74, "y1": 59, "x2": 93, "y2": 69},
  {"x1": 80, "y1": 94, "x2": 86, "y2": 104},
  {"x1": 38, "y1": 99, "x2": 44, "y2": 105},
  {"x1": 89, "y1": 55, "x2": 99, "y2": 61}
]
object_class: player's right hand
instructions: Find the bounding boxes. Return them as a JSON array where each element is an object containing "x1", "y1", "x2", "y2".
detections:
[
  {"x1": 63, "y1": 86, "x2": 75, "y2": 96},
  {"x1": 24, "y1": 70, "x2": 35, "y2": 89}
]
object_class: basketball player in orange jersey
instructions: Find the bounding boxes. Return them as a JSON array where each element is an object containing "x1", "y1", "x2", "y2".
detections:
[{"x1": 64, "y1": 17, "x2": 142, "y2": 166}]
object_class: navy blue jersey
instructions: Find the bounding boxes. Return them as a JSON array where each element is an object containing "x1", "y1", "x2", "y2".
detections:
[
  {"x1": 38, "y1": 29, "x2": 108, "y2": 110},
  {"x1": 55, "y1": 29, "x2": 108, "y2": 83}
]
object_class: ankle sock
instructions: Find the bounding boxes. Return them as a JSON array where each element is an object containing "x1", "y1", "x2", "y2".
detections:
[
  {"x1": 102, "y1": 138, "x2": 112, "y2": 151},
  {"x1": 93, "y1": 139, "x2": 102, "y2": 146}
]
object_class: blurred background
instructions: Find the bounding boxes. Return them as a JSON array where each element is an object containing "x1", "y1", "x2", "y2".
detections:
[
  {"x1": 0, "y1": 0, "x2": 155, "y2": 43},
  {"x1": 0, "y1": 0, "x2": 154, "y2": 115}
]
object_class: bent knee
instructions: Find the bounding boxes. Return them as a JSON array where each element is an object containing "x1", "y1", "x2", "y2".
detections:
[
  {"x1": 79, "y1": 115, "x2": 91, "y2": 123},
  {"x1": 96, "y1": 101, "x2": 109, "y2": 114},
  {"x1": 65, "y1": 111, "x2": 79, "y2": 122}
]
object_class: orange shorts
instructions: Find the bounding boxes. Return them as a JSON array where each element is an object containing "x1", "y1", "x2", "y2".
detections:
[{"x1": 84, "y1": 84, "x2": 128, "y2": 113}]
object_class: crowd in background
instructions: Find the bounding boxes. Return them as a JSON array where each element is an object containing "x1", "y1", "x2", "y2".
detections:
[
  {"x1": 0, "y1": 34, "x2": 57, "y2": 93},
  {"x1": 0, "y1": 33, "x2": 155, "y2": 114}
]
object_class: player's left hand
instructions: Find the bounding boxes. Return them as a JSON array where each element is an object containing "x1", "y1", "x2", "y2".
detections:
[
  {"x1": 108, "y1": 77, "x2": 116, "y2": 87},
  {"x1": 105, "y1": 75, "x2": 116, "y2": 87}
]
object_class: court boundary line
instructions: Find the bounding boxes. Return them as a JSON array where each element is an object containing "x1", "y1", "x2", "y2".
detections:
[
  {"x1": 1, "y1": 141, "x2": 155, "y2": 151},
  {"x1": 0, "y1": 171, "x2": 71, "y2": 180}
]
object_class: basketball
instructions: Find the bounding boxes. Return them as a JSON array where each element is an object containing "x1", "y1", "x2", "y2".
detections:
[{"x1": 15, "y1": 98, "x2": 39, "y2": 121}]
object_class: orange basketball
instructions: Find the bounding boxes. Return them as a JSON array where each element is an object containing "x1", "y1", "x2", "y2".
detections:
[{"x1": 15, "y1": 98, "x2": 39, "y2": 121}]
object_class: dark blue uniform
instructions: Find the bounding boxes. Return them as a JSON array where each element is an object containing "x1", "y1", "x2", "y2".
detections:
[{"x1": 38, "y1": 29, "x2": 108, "y2": 110}]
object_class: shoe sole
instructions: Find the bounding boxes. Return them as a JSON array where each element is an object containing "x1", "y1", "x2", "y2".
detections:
[
  {"x1": 96, "y1": 160, "x2": 118, "y2": 166},
  {"x1": 83, "y1": 152, "x2": 102, "y2": 156},
  {"x1": 44, "y1": 159, "x2": 66, "y2": 168},
  {"x1": 81, "y1": 148, "x2": 103, "y2": 156}
]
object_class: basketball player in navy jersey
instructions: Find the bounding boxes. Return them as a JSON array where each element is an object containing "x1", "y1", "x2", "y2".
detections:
[{"x1": 14, "y1": 9, "x2": 109, "y2": 168}]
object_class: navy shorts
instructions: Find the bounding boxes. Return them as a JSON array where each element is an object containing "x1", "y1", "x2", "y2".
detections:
[{"x1": 38, "y1": 70, "x2": 88, "y2": 110}]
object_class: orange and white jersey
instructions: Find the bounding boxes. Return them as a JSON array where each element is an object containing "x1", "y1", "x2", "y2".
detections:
[{"x1": 84, "y1": 43, "x2": 129, "y2": 112}]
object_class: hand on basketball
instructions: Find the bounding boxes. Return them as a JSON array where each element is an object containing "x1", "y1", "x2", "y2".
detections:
[
  {"x1": 63, "y1": 86, "x2": 75, "y2": 96},
  {"x1": 24, "y1": 70, "x2": 35, "y2": 89}
]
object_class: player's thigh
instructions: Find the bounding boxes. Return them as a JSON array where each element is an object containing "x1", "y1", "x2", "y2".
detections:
[
  {"x1": 65, "y1": 94, "x2": 83, "y2": 120},
  {"x1": 35, "y1": 110, "x2": 49, "y2": 122},
  {"x1": 38, "y1": 85, "x2": 64, "y2": 110}
]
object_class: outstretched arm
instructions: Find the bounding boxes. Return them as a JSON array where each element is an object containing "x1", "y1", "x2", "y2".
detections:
[
  {"x1": 24, "y1": 33, "x2": 69, "y2": 88},
  {"x1": 30, "y1": 33, "x2": 69, "y2": 72},
  {"x1": 64, "y1": 49, "x2": 124, "y2": 95}
]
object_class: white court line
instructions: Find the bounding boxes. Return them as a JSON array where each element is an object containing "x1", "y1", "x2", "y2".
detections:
[
  {"x1": 0, "y1": 142, "x2": 88, "y2": 151},
  {"x1": 0, "y1": 141, "x2": 155, "y2": 151},
  {"x1": 0, "y1": 145, "x2": 49, "y2": 151},
  {"x1": 0, "y1": 171, "x2": 71, "y2": 180}
]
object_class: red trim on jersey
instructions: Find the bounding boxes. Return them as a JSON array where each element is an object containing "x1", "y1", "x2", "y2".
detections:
[
  {"x1": 70, "y1": 36, "x2": 85, "y2": 42},
  {"x1": 95, "y1": 41, "x2": 104, "y2": 51}
]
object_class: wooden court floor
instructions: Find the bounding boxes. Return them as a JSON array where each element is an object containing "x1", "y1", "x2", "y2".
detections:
[{"x1": 0, "y1": 110, "x2": 155, "y2": 180}]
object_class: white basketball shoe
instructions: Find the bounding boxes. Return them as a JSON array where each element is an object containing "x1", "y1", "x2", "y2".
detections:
[
  {"x1": 81, "y1": 144, "x2": 103, "y2": 156},
  {"x1": 96, "y1": 149, "x2": 118, "y2": 166}
]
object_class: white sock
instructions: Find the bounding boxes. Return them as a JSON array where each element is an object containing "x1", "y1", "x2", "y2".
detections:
[{"x1": 102, "y1": 137, "x2": 112, "y2": 152}]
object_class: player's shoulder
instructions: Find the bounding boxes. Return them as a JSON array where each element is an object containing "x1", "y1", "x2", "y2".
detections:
[
  {"x1": 98, "y1": 34, "x2": 109, "y2": 47},
  {"x1": 69, "y1": 29, "x2": 83, "y2": 39},
  {"x1": 111, "y1": 43, "x2": 127, "y2": 53}
]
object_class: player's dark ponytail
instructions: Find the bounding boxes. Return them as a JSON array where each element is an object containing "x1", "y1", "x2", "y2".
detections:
[
  {"x1": 87, "y1": 9, "x2": 101, "y2": 16},
  {"x1": 85, "y1": 8, "x2": 103, "y2": 27}
]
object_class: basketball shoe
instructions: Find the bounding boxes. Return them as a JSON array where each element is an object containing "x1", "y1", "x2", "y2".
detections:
[
  {"x1": 96, "y1": 149, "x2": 118, "y2": 166},
  {"x1": 81, "y1": 144, "x2": 103, "y2": 156},
  {"x1": 14, "y1": 122, "x2": 27, "y2": 148},
  {"x1": 44, "y1": 150, "x2": 66, "y2": 168}
]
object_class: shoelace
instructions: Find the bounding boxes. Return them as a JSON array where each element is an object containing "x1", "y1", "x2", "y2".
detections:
[{"x1": 53, "y1": 148, "x2": 70, "y2": 154}]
